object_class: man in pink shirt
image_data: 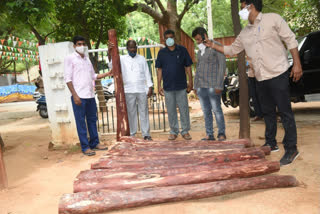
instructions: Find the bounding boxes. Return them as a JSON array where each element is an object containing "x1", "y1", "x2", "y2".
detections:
[{"x1": 64, "y1": 36, "x2": 110, "y2": 156}]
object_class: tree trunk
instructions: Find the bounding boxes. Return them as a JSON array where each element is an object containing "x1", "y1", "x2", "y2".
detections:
[
  {"x1": 59, "y1": 175, "x2": 298, "y2": 214},
  {"x1": 74, "y1": 160, "x2": 280, "y2": 193},
  {"x1": 0, "y1": 134, "x2": 8, "y2": 190},
  {"x1": 108, "y1": 29, "x2": 130, "y2": 140},
  {"x1": 231, "y1": 0, "x2": 250, "y2": 138}
]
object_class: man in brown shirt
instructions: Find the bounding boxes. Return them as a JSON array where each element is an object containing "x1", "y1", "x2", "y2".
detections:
[{"x1": 205, "y1": 0, "x2": 303, "y2": 166}]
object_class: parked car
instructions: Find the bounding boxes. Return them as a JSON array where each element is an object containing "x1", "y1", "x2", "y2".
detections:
[{"x1": 222, "y1": 31, "x2": 320, "y2": 116}]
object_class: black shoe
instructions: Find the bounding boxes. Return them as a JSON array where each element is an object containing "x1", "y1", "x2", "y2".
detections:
[
  {"x1": 280, "y1": 149, "x2": 299, "y2": 166},
  {"x1": 262, "y1": 143, "x2": 279, "y2": 152},
  {"x1": 201, "y1": 135, "x2": 215, "y2": 141},
  {"x1": 144, "y1": 136, "x2": 153, "y2": 141}
]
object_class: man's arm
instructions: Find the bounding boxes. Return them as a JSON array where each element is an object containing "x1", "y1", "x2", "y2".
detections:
[
  {"x1": 185, "y1": 66, "x2": 193, "y2": 93},
  {"x1": 97, "y1": 71, "x2": 113, "y2": 79},
  {"x1": 289, "y1": 48, "x2": 303, "y2": 82},
  {"x1": 215, "y1": 51, "x2": 226, "y2": 94},
  {"x1": 205, "y1": 36, "x2": 244, "y2": 57},
  {"x1": 157, "y1": 68, "x2": 164, "y2": 96},
  {"x1": 66, "y1": 82, "x2": 81, "y2": 106},
  {"x1": 143, "y1": 59, "x2": 153, "y2": 97}
]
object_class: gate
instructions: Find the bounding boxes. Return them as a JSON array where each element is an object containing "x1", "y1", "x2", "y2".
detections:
[{"x1": 89, "y1": 44, "x2": 170, "y2": 134}]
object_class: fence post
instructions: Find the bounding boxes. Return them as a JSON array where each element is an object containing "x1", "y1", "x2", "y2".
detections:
[
  {"x1": 0, "y1": 134, "x2": 8, "y2": 190},
  {"x1": 108, "y1": 29, "x2": 130, "y2": 140}
]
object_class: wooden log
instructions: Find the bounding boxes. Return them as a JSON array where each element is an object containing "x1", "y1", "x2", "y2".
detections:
[
  {"x1": 59, "y1": 175, "x2": 298, "y2": 214},
  {"x1": 91, "y1": 147, "x2": 266, "y2": 170},
  {"x1": 115, "y1": 138, "x2": 252, "y2": 149},
  {"x1": 77, "y1": 159, "x2": 271, "y2": 180},
  {"x1": 74, "y1": 160, "x2": 280, "y2": 192},
  {"x1": 108, "y1": 29, "x2": 130, "y2": 141},
  {"x1": 0, "y1": 135, "x2": 8, "y2": 190}
]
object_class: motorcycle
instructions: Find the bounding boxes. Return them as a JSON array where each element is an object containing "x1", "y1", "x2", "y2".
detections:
[
  {"x1": 103, "y1": 81, "x2": 115, "y2": 102},
  {"x1": 35, "y1": 94, "x2": 48, "y2": 118},
  {"x1": 221, "y1": 74, "x2": 255, "y2": 117}
]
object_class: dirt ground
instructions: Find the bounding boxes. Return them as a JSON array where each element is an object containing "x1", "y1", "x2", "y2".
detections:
[{"x1": 0, "y1": 101, "x2": 319, "y2": 214}]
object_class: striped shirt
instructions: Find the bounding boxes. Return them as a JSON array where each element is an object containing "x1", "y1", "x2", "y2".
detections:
[{"x1": 194, "y1": 41, "x2": 226, "y2": 90}]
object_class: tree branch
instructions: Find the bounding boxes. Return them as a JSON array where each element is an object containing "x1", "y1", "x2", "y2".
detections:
[
  {"x1": 154, "y1": 0, "x2": 166, "y2": 14},
  {"x1": 178, "y1": 0, "x2": 199, "y2": 23},
  {"x1": 126, "y1": 3, "x2": 163, "y2": 23},
  {"x1": 27, "y1": 22, "x2": 45, "y2": 45}
]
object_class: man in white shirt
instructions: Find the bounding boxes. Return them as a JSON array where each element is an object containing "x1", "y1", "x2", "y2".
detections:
[
  {"x1": 64, "y1": 35, "x2": 110, "y2": 156},
  {"x1": 109, "y1": 40, "x2": 153, "y2": 140}
]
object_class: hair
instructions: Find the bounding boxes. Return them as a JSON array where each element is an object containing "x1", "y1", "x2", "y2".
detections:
[
  {"x1": 240, "y1": 0, "x2": 263, "y2": 12},
  {"x1": 72, "y1": 35, "x2": 85, "y2": 45},
  {"x1": 164, "y1": 29, "x2": 175, "y2": 38},
  {"x1": 126, "y1": 40, "x2": 137, "y2": 48},
  {"x1": 192, "y1": 27, "x2": 208, "y2": 38}
]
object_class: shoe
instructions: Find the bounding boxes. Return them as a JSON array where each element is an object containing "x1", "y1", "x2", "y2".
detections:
[
  {"x1": 201, "y1": 135, "x2": 215, "y2": 141},
  {"x1": 280, "y1": 149, "x2": 300, "y2": 166},
  {"x1": 93, "y1": 144, "x2": 108, "y2": 151},
  {"x1": 144, "y1": 136, "x2": 153, "y2": 141},
  {"x1": 168, "y1": 134, "x2": 177, "y2": 140},
  {"x1": 182, "y1": 133, "x2": 192, "y2": 140},
  {"x1": 217, "y1": 133, "x2": 226, "y2": 141},
  {"x1": 252, "y1": 116, "x2": 263, "y2": 121},
  {"x1": 83, "y1": 149, "x2": 96, "y2": 156},
  {"x1": 262, "y1": 143, "x2": 279, "y2": 152}
]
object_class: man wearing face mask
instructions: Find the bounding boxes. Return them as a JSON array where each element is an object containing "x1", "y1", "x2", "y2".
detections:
[
  {"x1": 156, "y1": 29, "x2": 193, "y2": 141},
  {"x1": 205, "y1": 0, "x2": 303, "y2": 166},
  {"x1": 64, "y1": 35, "x2": 110, "y2": 156},
  {"x1": 108, "y1": 40, "x2": 153, "y2": 140},
  {"x1": 192, "y1": 27, "x2": 226, "y2": 141}
]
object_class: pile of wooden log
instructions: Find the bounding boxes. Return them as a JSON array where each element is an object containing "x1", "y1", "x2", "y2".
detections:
[{"x1": 59, "y1": 137, "x2": 298, "y2": 214}]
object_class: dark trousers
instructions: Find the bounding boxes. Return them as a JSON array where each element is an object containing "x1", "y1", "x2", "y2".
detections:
[
  {"x1": 256, "y1": 71, "x2": 297, "y2": 150},
  {"x1": 248, "y1": 77, "x2": 263, "y2": 118},
  {"x1": 71, "y1": 97, "x2": 99, "y2": 152}
]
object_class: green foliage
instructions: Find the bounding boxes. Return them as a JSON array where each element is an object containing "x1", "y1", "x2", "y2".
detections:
[
  {"x1": 126, "y1": 12, "x2": 160, "y2": 43},
  {"x1": 180, "y1": 0, "x2": 234, "y2": 38},
  {"x1": 54, "y1": 0, "x2": 131, "y2": 47}
]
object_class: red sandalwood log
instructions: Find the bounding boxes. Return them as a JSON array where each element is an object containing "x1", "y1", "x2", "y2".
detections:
[
  {"x1": 74, "y1": 160, "x2": 280, "y2": 192},
  {"x1": 59, "y1": 175, "x2": 298, "y2": 214},
  {"x1": 77, "y1": 159, "x2": 271, "y2": 180},
  {"x1": 91, "y1": 147, "x2": 266, "y2": 170},
  {"x1": 108, "y1": 29, "x2": 130, "y2": 141}
]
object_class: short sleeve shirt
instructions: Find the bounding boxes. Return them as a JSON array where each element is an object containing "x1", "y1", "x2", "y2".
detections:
[{"x1": 155, "y1": 45, "x2": 193, "y2": 91}]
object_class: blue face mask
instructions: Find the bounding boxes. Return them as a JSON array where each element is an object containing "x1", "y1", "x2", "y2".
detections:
[
  {"x1": 166, "y1": 38, "x2": 175, "y2": 47},
  {"x1": 128, "y1": 51, "x2": 136, "y2": 58}
]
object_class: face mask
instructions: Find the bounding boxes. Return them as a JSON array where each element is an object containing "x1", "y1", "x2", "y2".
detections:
[
  {"x1": 128, "y1": 51, "x2": 137, "y2": 58},
  {"x1": 166, "y1": 38, "x2": 175, "y2": 47},
  {"x1": 75, "y1": 46, "x2": 88, "y2": 55},
  {"x1": 239, "y1": 7, "x2": 250, "y2": 21},
  {"x1": 197, "y1": 43, "x2": 206, "y2": 56}
]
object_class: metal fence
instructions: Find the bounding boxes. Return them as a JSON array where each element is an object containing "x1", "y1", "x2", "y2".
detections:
[{"x1": 89, "y1": 44, "x2": 171, "y2": 134}]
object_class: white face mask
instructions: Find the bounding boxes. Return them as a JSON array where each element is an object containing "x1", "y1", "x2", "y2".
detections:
[
  {"x1": 75, "y1": 46, "x2": 88, "y2": 55},
  {"x1": 197, "y1": 43, "x2": 206, "y2": 56},
  {"x1": 239, "y1": 7, "x2": 250, "y2": 21}
]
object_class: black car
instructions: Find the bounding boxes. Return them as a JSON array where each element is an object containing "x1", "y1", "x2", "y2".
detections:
[
  {"x1": 222, "y1": 31, "x2": 320, "y2": 116},
  {"x1": 289, "y1": 31, "x2": 320, "y2": 102}
]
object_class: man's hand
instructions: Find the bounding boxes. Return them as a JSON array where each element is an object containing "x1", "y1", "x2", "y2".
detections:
[
  {"x1": 73, "y1": 95, "x2": 82, "y2": 106},
  {"x1": 186, "y1": 83, "x2": 193, "y2": 93},
  {"x1": 158, "y1": 87, "x2": 164, "y2": 96},
  {"x1": 147, "y1": 87, "x2": 153, "y2": 98},
  {"x1": 107, "y1": 41, "x2": 114, "y2": 51},
  {"x1": 290, "y1": 64, "x2": 303, "y2": 82},
  {"x1": 215, "y1": 89, "x2": 222, "y2": 94},
  {"x1": 204, "y1": 39, "x2": 214, "y2": 49}
]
